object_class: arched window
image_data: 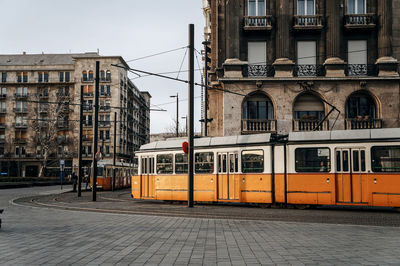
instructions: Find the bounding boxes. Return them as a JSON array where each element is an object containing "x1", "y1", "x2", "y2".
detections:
[
  {"x1": 346, "y1": 91, "x2": 376, "y2": 120},
  {"x1": 82, "y1": 71, "x2": 87, "y2": 81},
  {"x1": 242, "y1": 92, "x2": 275, "y2": 133},
  {"x1": 242, "y1": 92, "x2": 274, "y2": 120},
  {"x1": 88, "y1": 70, "x2": 94, "y2": 81},
  {"x1": 106, "y1": 70, "x2": 111, "y2": 81},
  {"x1": 293, "y1": 92, "x2": 326, "y2": 131}
]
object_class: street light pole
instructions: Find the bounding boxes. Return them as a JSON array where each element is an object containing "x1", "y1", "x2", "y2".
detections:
[
  {"x1": 170, "y1": 93, "x2": 179, "y2": 137},
  {"x1": 188, "y1": 24, "x2": 194, "y2": 208}
]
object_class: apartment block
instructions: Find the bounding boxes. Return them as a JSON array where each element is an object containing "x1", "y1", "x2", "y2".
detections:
[{"x1": 0, "y1": 52, "x2": 150, "y2": 177}]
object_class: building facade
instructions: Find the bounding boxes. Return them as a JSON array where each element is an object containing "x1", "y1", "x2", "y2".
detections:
[
  {"x1": 203, "y1": 0, "x2": 400, "y2": 136},
  {"x1": 0, "y1": 52, "x2": 150, "y2": 177}
]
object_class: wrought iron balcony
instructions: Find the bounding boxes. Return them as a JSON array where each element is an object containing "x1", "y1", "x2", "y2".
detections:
[
  {"x1": 293, "y1": 119, "x2": 329, "y2": 132},
  {"x1": 13, "y1": 108, "x2": 28, "y2": 113},
  {"x1": 246, "y1": 64, "x2": 275, "y2": 77},
  {"x1": 244, "y1": 16, "x2": 273, "y2": 31},
  {"x1": 14, "y1": 123, "x2": 28, "y2": 129},
  {"x1": 344, "y1": 14, "x2": 376, "y2": 30},
  {"x1": 242, "y1": 119, "x2": 277, "y2": 133},
  {"x1": 293, "y1": 15, "x2": 323, "y2": 30},
  {"x1": 345, "y1": 64, "x2": 377, "y2": 77},
  {"x1": 345, "y1": 118, "x2": 382, "y2": 130},
  {"x1": 294, "y1": 65, "x2": 325, "y2": 77},
  {"x1": 14, "y1": 93, "x2": 28, "y2": 99}
]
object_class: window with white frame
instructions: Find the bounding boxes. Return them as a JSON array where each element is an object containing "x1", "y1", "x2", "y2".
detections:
[
  {"x1": 297, "y1": 0, "x2": 315, "y2": 15},
  {"x1": 348, "y1": 0, "x2": 366, "y2": 14},
  {"x1": 248, "y1": 0, "x2": 266, "y2": 16}
]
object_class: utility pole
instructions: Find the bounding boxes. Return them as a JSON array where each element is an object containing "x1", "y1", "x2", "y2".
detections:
[
  {"x1": 92, "y1": 61, "x2": 100, "y2": 201},
  {"x1": 77, "y1": 85, "x2": 83, "y2": 197},
  {"x1": 188, "y1": 24, "x2": 194, "y2": 208},
  {"x1": 170, "y1": 93, "x2": 179, "y2": 137},
  {"x1": 112, "y1": 112, "x2": 117, "y2": 191}
]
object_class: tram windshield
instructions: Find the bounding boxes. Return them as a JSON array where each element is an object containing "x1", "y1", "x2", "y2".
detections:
[
  {"x1": 295, "y1": 148, "x2": 331, "y2": 172},
  {"x1": 242, "y1": 150, "x2": 264, "y2": 173},
  {"x1": 371, "y1": 146, "x2": 400, "y2": 172}
]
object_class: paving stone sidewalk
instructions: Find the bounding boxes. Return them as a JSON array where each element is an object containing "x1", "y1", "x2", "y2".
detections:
[{"x1": 1, "y1": 186, "x2": 400, "y2": 265}]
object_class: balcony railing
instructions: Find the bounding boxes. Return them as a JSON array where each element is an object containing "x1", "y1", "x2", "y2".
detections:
[
  {"x1": 99, "y1": 121, "x2": 111, "y2": 127},
  {"x1": 14, "y1": 93, "x2": 28, "y2": 98},
  {"x1": 82, "y1": 78, "x2": 94, "y2": 82},
  {"x1": 293, "y1": 119, "x2": 329, "y2": 132},
  {"x1": 14, "y1": 123, "x2": 28, "y2": 129},
  {"x1": 14, "y1": 108, "x2": 28, "y2": 113},
  {"x1": 244, "y1": 16, "x2": 273, "y2": 31},
  {"x1": 293, "y1": 15, "x2": 323, "y2": 30},
  {"x1": 344, "y1": 14, "x2": 376, "y2": 29},
  {"x1": 294, "y1": 65, "x2": 325, "y2": 77},
  {"x1": 246, "y1": 64, "x2": 275, "y2": 77},
  {"x1": 345, "y1": 64, "x2": 377, "y2": 76},
  {"x1": 83, "y1": 93, "x2": 94, "y2": 97},
  {"x1": 242, "y1": 119, "x2": 277, "y2": 133},
  {"x1": 100, "y1": 78, "x2": 112, "y2": 82},
  {"x1": 345, "y1": 118, "x2": 382, "y2": 130}
]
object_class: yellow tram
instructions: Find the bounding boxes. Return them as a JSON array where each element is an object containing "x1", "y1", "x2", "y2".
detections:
[
  {"x1": 132, "y1": 128, "x2": 400, "y2": 208},
  {"x1": 91, "y1": 160, "x2": 134, "y2": 190}
]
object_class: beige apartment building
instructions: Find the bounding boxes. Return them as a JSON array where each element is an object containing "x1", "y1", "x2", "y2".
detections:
[
  {"x1": 203, "y1": 0, "x2": 400, "y2": 137},
  {"x1": 0, "y1": 52, "x2": 150, "y2": 177}
]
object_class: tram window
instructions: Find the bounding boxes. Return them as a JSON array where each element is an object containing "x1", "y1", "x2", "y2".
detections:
[
  {"x1": 242, "y1": 150, "x2": 264, "y2": 173},
  {"x1": 157, "y1": 154, "x2": 173, "y2": 174},
  {"x1": 371, "y1": 146, "x2": 400, "y2": 172},
  {"x1": 353, "y1": 150, "x2": 360, "y2": 172},
  {"x1": 336, "y1": 151, "x2": 341, "y2": 172},
  {"x1": 295, "y1": 148, "x2": 330, "y2": 173},
  {"x1": 97, "y1": 167, "x2": 103, "y2": 177},
  {"x1": 222, "y1": 154, "x2": 227, "y2": 173},
  {"x1": 141, "y1": 158, "x2": 147, "y2": 174},
  {"x1": 195, "y1": 152, "x2": 214, "y2": 173},
  {"x1": 133, "y1": 157, "x2": 138, "y2": 175},
  {"x1": 343, "y1": 151, "x2": 349, "y2": 172},
  {"x1": 217, "y1": 154, "x2": 221, "y2": 172},
  {"x1": 150, "y1": 157, "x2": 155, "y2": 174},
  {"x1": 361, "y1": 150, "x2": 366, "y2": 172},
  {"x1": 175, "y1": 153, "x2": 188, "y2": 174},
  {"x1": 230, "y1": 153, "x2": 238, "y2": 173}
]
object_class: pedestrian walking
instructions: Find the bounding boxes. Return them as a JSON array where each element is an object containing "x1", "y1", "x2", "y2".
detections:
[
  {"x1": 85, "y1": 174, "x2": 89, "y2": 190},
  {"x1": 72, "y1": 172, "x2": 77, "y2": 192}
]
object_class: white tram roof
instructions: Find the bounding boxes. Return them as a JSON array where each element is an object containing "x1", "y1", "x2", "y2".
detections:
[
  {"x1": 139, "y1": 133, "x2": 271, "y2": 151},
  {"x1": 289, "y1": 128, "x2": 400, "y2": 142}
]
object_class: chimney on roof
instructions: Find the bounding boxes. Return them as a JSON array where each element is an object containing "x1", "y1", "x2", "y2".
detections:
[{"x1": 22, "y1": 51, "x2": 26, "y2": 55}]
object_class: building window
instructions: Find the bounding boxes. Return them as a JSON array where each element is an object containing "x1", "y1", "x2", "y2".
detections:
[
  {"x1": 106, "y1": 70, "x2": 111, "y2": 81},
  {"x1": 248, "y1": 42, "x2": 269, "y2": 76},
  {"x1": 297, "y1": 41, "x2": 317, "y2": 76},
  {"x1": 347, "y1": 40, "x2": 367, "y2": 76},
  {"x1": 100, "y1": 70, "x2": 105, "y2": 81},
  {"x1": 1, "y1": 72, "x2": 6, "y2": 83},
  {"x1": 106, "y1": 85, "x2": 111, "y2": 95},
  {"x1": 38, "y1": 72, "x2": 49, "y2": 82},
  {"x1": 23, "y1": 72, "x2": 28, "y2": 82},
  {"x1": 82, "y1": 71, "x2": 88, "y2": 81},
  {"x1": 297, "y1": 0, "x2": 315, "y2": 15},
  {"x1": 293, "y1": 93, "x2": 325, "y2": 131},
  {"x1": 348, "y1": 0, "x2": 366, "y2": 14},
  {"x1": 346, "y1": 91, "x2": 376, "y2": 120},
  {"x1": 65, "y1": 72, "x2": 70, "y2": 82},
  {"x1": 1, "y1": 88, "x2": 6, "y2": 97},
  {"x1": 242, "y1": 92, "x2": 274, "y2": 121},
  {"x1": 88, "y1": 70, "x2": 94, "y2": 81},
  {"x1": 59, "y1": 72, "x2": 64, "y2": 82},
  {"x1": 17, "y1": 72, "x2": 28, "y2": 83},
  {"x1": 248, "y1": 0, "x2": 265, "y2": 16}
]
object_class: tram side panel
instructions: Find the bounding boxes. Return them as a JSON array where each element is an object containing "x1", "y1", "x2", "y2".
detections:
[
  {"x1": 286, "y1": 144, "x2": 336, "y2": 205},
  {"x1": 273, "y1": 145, "x2": 286, "y2": 204}
]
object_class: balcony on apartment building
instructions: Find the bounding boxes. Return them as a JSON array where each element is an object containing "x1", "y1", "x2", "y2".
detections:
[
  {"x1": 293, "y1": 119, "x2": 329, "y2": 132},
  {"x1": 293, "y1": 15, "x2": 323, "y2": 30},
  {"x1": 294, "y1": 65, "x2": 325, "y2": 77},
  {"x1": 344, "y1": 14, "x2": 376, "y2": 30},
  {"x1": 0, "y1": 123, "x2": 6, "y2": 129},
  {"x1": 14, "y1": 93, "x2": 28, "y2": 99},
  {"x1": 244, "y1": 16, "x2": 273, "y2": 31},
  {"x1": 241, "y1": 119, "x2": 277, "y2": 134},
  {"x1": 345, "y1": 117, "x2": 383, "y2": 130},
  {"x1": 345, "y1": 64, "x2": 378, "y2": 76},
  {"x1": 0, "y1": 108, "x2": 6, "y2": 114},
  {"x1": 14, "y1": 122, "x2": 28, "y2": 129},
  {"x1": 13, "y1": 108, "x2": 28, "y2": 114}
]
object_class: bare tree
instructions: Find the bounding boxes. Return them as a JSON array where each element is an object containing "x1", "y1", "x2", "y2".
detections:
[
  {"x1": 164, "y1": 118, "x2": 187, "y2": 137},
  {"x1": 29, "y1": 91, "x2": 73, "y2": 177}
]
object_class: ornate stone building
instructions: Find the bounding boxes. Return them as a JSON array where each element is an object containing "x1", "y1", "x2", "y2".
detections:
[
  {"x1": 203, "y1": 0, "x2": 400, "y2": 136},
  {"x1": 0, "y1": 52, "x2": 150, "y2": 177}
]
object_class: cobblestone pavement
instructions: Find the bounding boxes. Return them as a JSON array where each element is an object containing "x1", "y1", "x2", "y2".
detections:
[{"x1": 1, "y1": 186, "x2": 400, "y2": 265}]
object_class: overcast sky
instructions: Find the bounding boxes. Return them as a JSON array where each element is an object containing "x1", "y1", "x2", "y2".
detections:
[{"x1": 0, "y1": 0, "x2": 206, "y2": 134}]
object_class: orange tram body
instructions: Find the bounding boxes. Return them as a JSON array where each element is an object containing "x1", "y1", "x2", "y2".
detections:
[
  {"x1": 91, "y1": 160, "x2": 133, "y2": 190},
  {"x1": 132, "y1": 128, "x2": 400, "y2": 209}
]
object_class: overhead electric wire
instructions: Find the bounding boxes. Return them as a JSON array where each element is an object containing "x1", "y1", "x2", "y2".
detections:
[{"x1": 125, "y1": 46, "x2": 188, "y2": 63}]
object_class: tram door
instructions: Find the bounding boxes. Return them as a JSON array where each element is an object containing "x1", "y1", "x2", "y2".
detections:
[
  {"x1": 217, "y1": 152, "x2": 239, "y2": 200},
  {"x1": 141, "y1": 156, "x2": 155, "y2": 198},
  {"x1": 335, "y1": 148, "x2": 367, "y2": 203}
]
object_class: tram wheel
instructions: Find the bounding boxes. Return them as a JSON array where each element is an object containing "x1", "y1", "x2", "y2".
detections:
[{"x1": 295, "y1": 204, "x2": 310, "y2": 210}]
